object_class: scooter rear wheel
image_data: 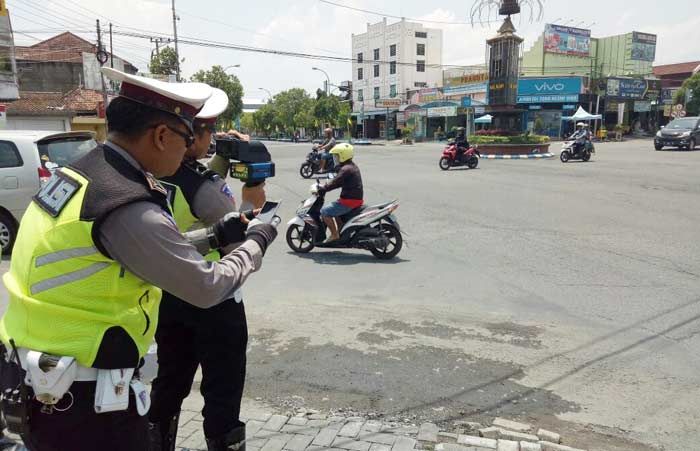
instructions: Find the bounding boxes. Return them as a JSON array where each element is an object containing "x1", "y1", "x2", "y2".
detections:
[
  {"x1": 370, "y1": 224, "x2": 402, "y2": 260},
  {"x1": 286, "y1": 224, "x2": 315, "y2": 253},
  {"x1": 439, "y1": 157, "x2": 451, "y2": 171},
  {"x1": 582, "y1": 150, "x2": 591, "y2": 162},
  {"x1": 300, "y1": 163, "x2": 314, "y2": 179}
]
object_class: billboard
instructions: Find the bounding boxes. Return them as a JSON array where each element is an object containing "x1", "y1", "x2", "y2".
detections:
[
  {"x1": 631, "y1": 32, "x2": 656, "y2": 62},
  {"x1": 375, "y1": 98, "x2": 401, "y2": 109},
  {"x1": 443, "y1": 82, "x2": 488, "y2": 97},
  {"x1": 606, "y1": 78, "x2": 661, "y2": 100},
  {"x1": 444, "y1": 72, "x2": 488, "y2": 87},
  {"x1": 517, "y1": 77, "x2": 582, "y2": 104},
  {"x1": 544, "y1": 24, "x2": 591, "y2": 57}
]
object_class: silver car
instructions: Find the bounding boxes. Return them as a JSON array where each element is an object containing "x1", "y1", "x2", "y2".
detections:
[{"x1": 0, "y1": 130, "x2": 97, "y2": 254}]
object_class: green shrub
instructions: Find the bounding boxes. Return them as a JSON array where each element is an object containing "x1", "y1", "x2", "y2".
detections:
[{"x1": 468, "y1": 134, "x2": 550, "y2": 145}]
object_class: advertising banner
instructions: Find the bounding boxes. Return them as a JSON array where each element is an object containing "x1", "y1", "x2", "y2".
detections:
[
  {"x1": 517, "y1": 77, "x2": 582, "y2": 104},
  {"x1": 544, "y1": 24, "x2": 591, "y2": 57},
  {"x1": 631, "y1": 32, "x2": 657, "y2": 62},
  {"x1": 444, "y1": 72, "x2": 489, "y2": 87},
  {"x1": 418, "y1": 88, "x2": 442, "y2": 103},
  {"x1": 606, "y1": 78, "x2": 661, "y2": 100},
  {"x1": 443, "y1": 82, "x2": 488, "y2": 97}
]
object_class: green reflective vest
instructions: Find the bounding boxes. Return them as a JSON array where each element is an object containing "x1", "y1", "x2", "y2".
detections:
[{"x1": 0, "y1": 147, "x2": 167, "y2": 368}]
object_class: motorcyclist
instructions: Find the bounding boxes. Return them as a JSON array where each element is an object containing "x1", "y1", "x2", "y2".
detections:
[
  {"x1": 454, "y1": 127, "x2": 469, "y2": 162},
  {"x1": 569, "y1": 122, "x2": 591, "y2": 154},
  {"x1": 316, "y1": 127, "x2": 337, "y2": 173},
  {"x1": 314, "y1": 143, "x2": 363, "y2": 243}
]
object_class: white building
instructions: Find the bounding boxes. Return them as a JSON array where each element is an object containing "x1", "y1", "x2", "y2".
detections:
[{"x1": 351, "y1": 18, "x2": 442, "y2": 138}]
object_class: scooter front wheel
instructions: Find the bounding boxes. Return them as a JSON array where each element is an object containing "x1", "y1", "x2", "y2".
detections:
[
  {"x1": 467, "y1": 155, "x2": 479, "y2": 169},
  {"x1": 438, "y1": 157, "x2": 451, "y2": 171},
  {"x1": 286, "y1": 224, "x2": 315, "y2": 253},
  {"x1": 300, "y1": 163, "x2": 314, "y2": 179},
  {"x1": 560, "y1": 151, "x2": 571, "y2": 163}
]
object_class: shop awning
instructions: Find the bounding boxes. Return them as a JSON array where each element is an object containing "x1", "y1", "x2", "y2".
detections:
[
  {"x1": 562, "y1": 106, "x2": 602, "y2": 121},
  {"x1": 474, "y1": 114, "x2": 493, "y2": 124}
]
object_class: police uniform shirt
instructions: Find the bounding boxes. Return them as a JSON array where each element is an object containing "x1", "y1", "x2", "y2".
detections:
[{"x1": 98, "y1": 143, "x2": 263, "y2": 307}]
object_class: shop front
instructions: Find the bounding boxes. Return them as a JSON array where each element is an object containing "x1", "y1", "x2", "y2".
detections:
[
  {"x1": 601, "y1": 77, "x2": 662, "y2": 132},
  {"x1": 516, "y1": 76, "x2": 584, "y2": 138}
]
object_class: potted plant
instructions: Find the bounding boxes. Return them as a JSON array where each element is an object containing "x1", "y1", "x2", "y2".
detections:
[{"x1": 402, "y1": 126, "x2": 414, "y2": 144}]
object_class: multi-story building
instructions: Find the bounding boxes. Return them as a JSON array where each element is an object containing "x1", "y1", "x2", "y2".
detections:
[{"x1": 351, "y1": 18, "x2": 442, "y2": 139}]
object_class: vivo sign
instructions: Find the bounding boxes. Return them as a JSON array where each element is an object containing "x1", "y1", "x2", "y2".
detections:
[{"x1": 517, "y1": 77, "x2": 582, "y2": 104}]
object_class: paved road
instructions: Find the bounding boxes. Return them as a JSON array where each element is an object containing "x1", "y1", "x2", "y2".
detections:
[{"x1": 2, "y1": 139, "x2": 699, "y2": 450}]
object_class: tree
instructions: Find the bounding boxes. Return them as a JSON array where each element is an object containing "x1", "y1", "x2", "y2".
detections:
[
  {"x1": 313, "y1": 94, "x2": 343, "y2": 128},
  {"x1": 272, "y1": 88, "x2": 314, "y2": 135},
  {"x1": 240, "y1": 112, "x2": 256, "y2": 135},
  {"x1": 673, "y1": 72, "x2": 700, "y2": 116},
  {"x1": 191, "y1": 65, "x2": 244, "y2": 130},
  {"x1": 253, "y1": 103, "x2": 276, "y2": 136},
  {"x1": 149, "y1": 47, "x2": 179, "y2": 76}
]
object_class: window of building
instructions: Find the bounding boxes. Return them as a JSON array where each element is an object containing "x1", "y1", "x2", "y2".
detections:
[
  {"x1": 390, "y1": 44, "x2": 396, "y2": 57},
  {"x1": 358, "y1": 68, "x2": 363, "y2": 80},
  {"x1": 390, "y1": 85, "x2": 397, "y2": 98},
  {"x1": 414, "y1": 82, "x2": 427, "y2": 88},
  {"x1": 374, "y1": 87, "x2": 380, "y2": 99},
  {"x1": 357, "y1": 52, "x2": 363, "y2": 63},
  {"x1": 0, "y1": 46, "x2": 13, "y2": 74},
  {"x1": 417, "y1": 43, "x2": 425, "y2": 56},
  {"x1": 374, "y1": 64, "x2": 380, "y2": 77},
  {"x1": 0, "y1": 142, "x2": 23, "y2": 168},
  {"x1": 373, "y1": 48, "x2": 379, "y2": 60},
  {"x1": 416, "y1": 60, "x2": 425, "y2": 72},
  {"x1": 390, "y1": 61, "x2": 396, "y2": 75},
  {"x1": 415, "y1": 31, "x2": 427, "y2": 38},
  {"x1": 358, "y1": 89, "x2": 363, "y2": 101}
]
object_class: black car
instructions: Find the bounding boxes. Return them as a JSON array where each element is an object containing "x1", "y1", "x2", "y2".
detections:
[{"x1": 655, "y1": 117, "x2": 700, "y2": 151}]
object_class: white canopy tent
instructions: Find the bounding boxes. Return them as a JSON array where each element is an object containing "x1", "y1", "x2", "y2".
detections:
[
  {"x1": 474, "y1": 114, "x2": 493, "y2": 124},
  {"x1": 562, "y1": 106, "x2": 602, "y2": 121}
]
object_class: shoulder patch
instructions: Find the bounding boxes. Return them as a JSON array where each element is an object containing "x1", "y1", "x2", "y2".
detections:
[
  {"x1": 220, "y1": 183, "x2": 235, "y2": 200},
  {"x1": 144, "y1": 172, "x2": 167, "y2": 196},
  {"x1": 33, "y1": 170, "x2": 82, "y2": 217}
]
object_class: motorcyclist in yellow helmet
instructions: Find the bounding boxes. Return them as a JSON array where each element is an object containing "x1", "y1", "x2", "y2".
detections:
[{"x1": 315, "y1": 143, "x2": 363, "y2": 243}]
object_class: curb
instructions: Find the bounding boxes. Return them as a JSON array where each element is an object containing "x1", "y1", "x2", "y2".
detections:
[{"x1": 480, "y1": 153, "x2": 554, "y2": 160}]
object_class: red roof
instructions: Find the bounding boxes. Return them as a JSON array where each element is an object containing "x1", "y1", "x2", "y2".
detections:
[
  {"x1": 653, "y1": 61, "x2": 700, "y2": 77},
  {"x1": 15, "y1": 32, "x2": 137, "y2": 70},
  {"x1": 7, "y1": 88, "x2": 105, "y2": 117}
]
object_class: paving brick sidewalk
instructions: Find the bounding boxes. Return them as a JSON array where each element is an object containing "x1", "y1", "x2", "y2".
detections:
[{"x1": 176, "y1": 393, "x2": 583, "y2": 451}]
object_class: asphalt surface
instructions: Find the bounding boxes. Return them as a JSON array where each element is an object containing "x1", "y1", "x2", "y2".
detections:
[{"x1": 2, "y1": 139, "x2": 699, "y2": 450}]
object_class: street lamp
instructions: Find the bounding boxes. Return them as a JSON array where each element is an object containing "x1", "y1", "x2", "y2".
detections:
[
  {"x1": 312, "y1": 67, "x2": 331, "y2": 96},
  {"x1": 223, "y1": 64, "x2": 240, "y2": 72},
  {"x1": 258, "y1": 87, "x2": 273, "y2": 103}
]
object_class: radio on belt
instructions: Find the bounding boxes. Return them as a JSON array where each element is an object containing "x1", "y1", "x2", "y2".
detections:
[{"x1": 215, "y1": 138, "x2": 275, "y2": 183}]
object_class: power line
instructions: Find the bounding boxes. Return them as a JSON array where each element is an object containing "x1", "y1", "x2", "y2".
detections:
[{"x1": 318, "y1": 0, "x2": 500, "y2": 26}]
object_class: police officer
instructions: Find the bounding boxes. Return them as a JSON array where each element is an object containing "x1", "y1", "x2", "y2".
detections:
[
  {"x1": 148, "y1": 88, "x2": 254, "y2": 451},
  {"x1": 0, "y1": 68, "x2": 278, "y2": 451}
]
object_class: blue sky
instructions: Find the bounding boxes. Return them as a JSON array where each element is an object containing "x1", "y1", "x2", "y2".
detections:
[{"x1": 9, "y1": 0, "x2": 700, "y2": 100}]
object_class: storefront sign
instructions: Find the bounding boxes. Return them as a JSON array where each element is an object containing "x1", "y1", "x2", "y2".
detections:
[
  {"x1": 444, "y1": 72, "x2": 489, "y2": 87},
  {"x1": 517, "y1": 77, "x2": 582, "y2": 103},
  {"x1": 631, "y1": 32, "x2": 657, "y2": 62},
  {"x1": 443, "y1": 82, "x2": 488, "y2": 97},
  {"x1": 544, "y1": 24, "x2": 591, "y2": 57},
  {"x1": 663, "y1": 105, "x2": 672, "y2": 117},
  {"x1": 528, "y1": 105, "x2": 542, "y2": 110},
  {"x1": 563, "y1": 104, "x2": 577, "y2": 110},
  {"x1": 633, "y1": 101, "x2": 651, "y2": 112},
  {"x1": 474, "y1": 106, "x2": 486, "y2": 115},
  {"x1": 606, "y1": 78, "x2": 662, "y2": 100},
  {"x1": 461, "y1": 97, "x2": 472, "y2": 107},
  {"x1": 661, "y1": 88, "x2": 679, "y2": 105},
  {"x1": 375, "y1": 98, "x2": 401, "y2": 109},
  {"x1": 427, "y1": 106, "x2": 457, "y2": 118}
]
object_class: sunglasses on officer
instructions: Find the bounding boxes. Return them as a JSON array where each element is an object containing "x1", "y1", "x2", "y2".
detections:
[{"x1": 164, "y1": 125, "x2": 195, "y2": 148}]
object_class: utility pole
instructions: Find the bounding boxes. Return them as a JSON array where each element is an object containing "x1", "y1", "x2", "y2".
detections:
[
  {"x1": 171, "y1": 0, "x2": 181, "y2": 81},
  {"x1": 96, "y1": 20, "x2": 108, "y2": 112},
  {"x1": 109, "y1": 23, "x2": 114, "y2": 68}
]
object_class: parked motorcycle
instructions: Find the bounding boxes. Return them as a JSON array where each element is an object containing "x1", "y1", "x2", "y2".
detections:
[
  {"x1": 438, "y1": 142, "x2": 480, "y2": 170},
  {"x1": 560, "y1": 139, "x2": 595, "y2": 163},
  {"x1": 286, "y1": 176, "x2": 403, "y2": 260},
  {"x1": 299, "y1": 147, "x2": 336, "y2": 178}
]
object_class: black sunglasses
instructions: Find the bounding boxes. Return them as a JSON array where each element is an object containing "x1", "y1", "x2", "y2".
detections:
[{"x1": 166, "y1": 125, "x2": 195, "y2": 148}]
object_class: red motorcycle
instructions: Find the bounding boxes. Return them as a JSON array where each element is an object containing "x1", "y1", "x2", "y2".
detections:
[{"x1": 438, "y1": 142, "x2": 480, "y2": 170}]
